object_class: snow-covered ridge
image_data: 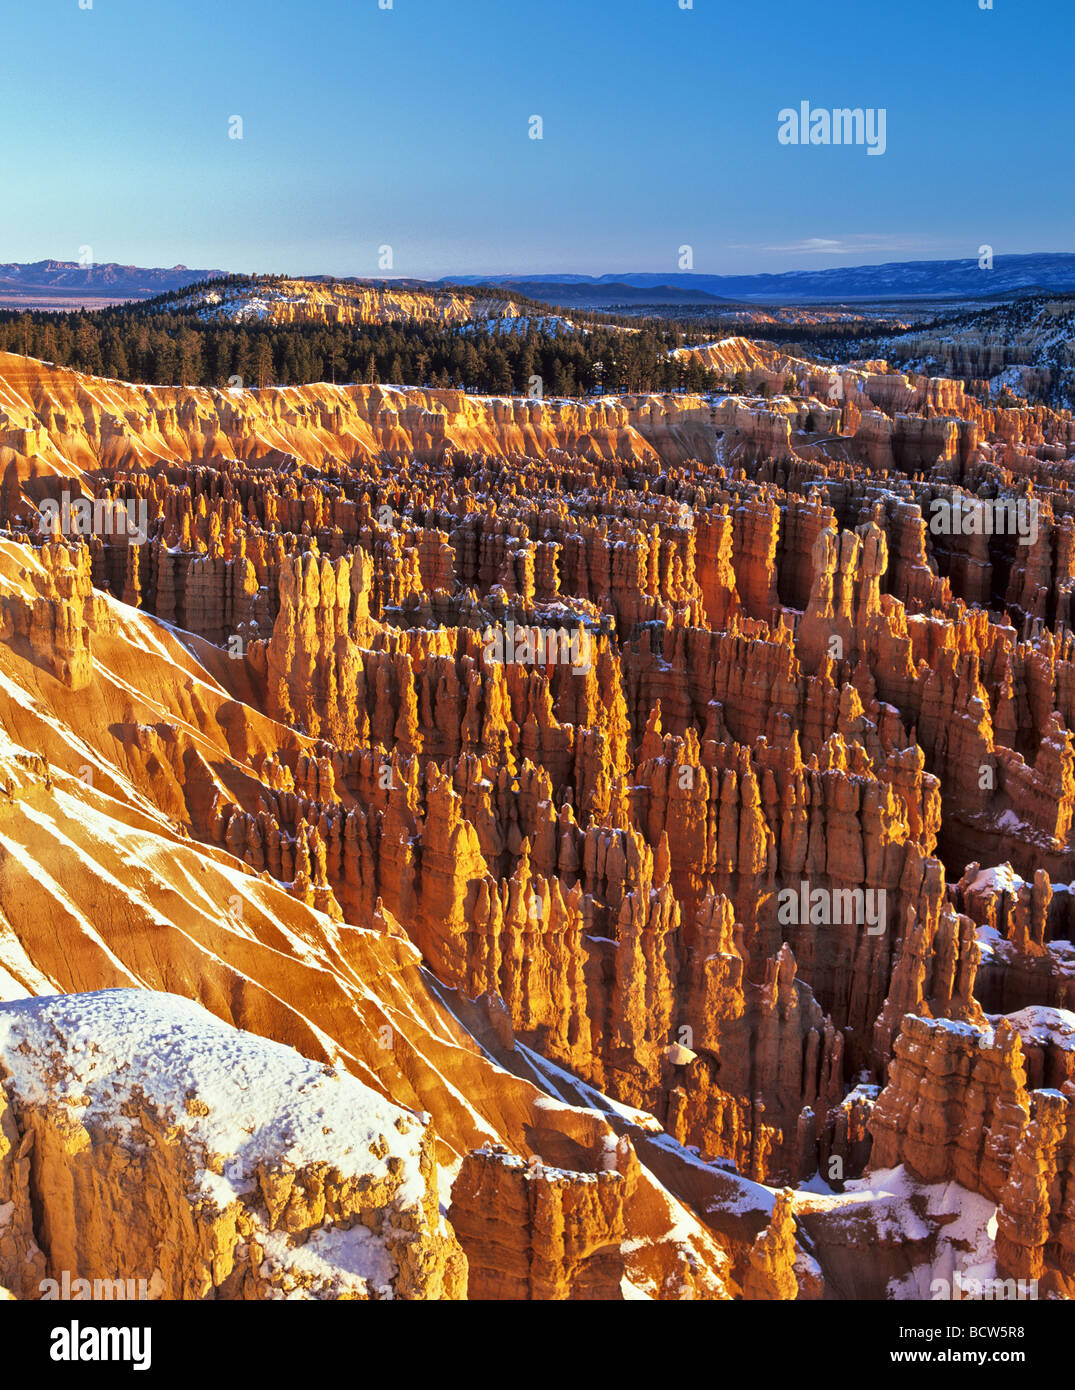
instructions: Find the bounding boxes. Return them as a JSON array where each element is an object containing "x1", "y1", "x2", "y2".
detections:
[
  {"x1": 457, "y1": 313, "x2": 585, "y2": 336},
  {"x1": 0, "y1": 989, "x2": 464, "y2": 1299},
  {"x1": 195, "y1": 287, "x2": 308, "y2": 323},
  {"x1": 0, "y1": 988, "x2": 422, "y2": 1195}
]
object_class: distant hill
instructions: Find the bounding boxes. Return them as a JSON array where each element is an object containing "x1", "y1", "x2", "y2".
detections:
[
  {"x1": 9, "y1": 252, "x2": 1075, "y2": 315},
  {"x1": 441, "y1": 254, "x2": 1075, "y2": 306},
  {"x1": 162, "y1": 275, "x2": 560, "y2": 329},
  {"x1": 0, "y1": 261, "x2": 228, "y2": 310},
  {"x1": 430, "y1": 279, "x2": 732, "y2": 309}
]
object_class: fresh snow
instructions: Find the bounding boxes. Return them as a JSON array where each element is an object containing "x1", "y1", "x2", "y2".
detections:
[
  {"x1": 968, "y1": 863, "x2": 1024, "y2": 895},
  {"x1": 0, "y1": 989, "x2": 426, "y2": 1207},
  {"x1": 994, "y1": 1005, "x2": 1075, "y2": 1052}
]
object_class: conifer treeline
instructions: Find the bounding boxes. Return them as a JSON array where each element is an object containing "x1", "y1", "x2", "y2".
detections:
[{"x1": 0, "y1": 277, "x2": 732, "y2": 397}]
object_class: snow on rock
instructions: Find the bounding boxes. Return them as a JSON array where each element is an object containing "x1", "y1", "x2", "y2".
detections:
[
  {"x1": 0, "y1": 988, "x2": 467, "y2": 1300},
  {"x1": 995, "y1": 1006, "x2": 1075, "y2": 1053},
  {"x1": 457, "y1": 314, "x2": 585, "y2": 337},
  {"x1": 975, "y1": 923, "x2": 1007, "y2": 963},
  {"x1": 192, "y1": 286, "x2": 309, "y2": 323},
  {"x1": 798, "y1": 1165, "x2": 999, "y2": 1301},
  {"x1": 968, "y1": 863, "x2": 1024, "y2": 895},
  {"x1": 870, "y1": 1171, "x2": 1000, "y2": 1301}
]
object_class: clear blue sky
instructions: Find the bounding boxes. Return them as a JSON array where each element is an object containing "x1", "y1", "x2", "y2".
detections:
[{"x1": 5, "y1": 0, "x2": 1071, "y2": 278}]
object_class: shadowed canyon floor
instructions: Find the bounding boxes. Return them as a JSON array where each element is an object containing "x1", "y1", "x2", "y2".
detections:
[{"x1": 0, "y1": 346, "x2": 1074, "y2": 1299}]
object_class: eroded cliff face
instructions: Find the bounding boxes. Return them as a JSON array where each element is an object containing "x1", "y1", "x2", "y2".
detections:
[
  {"x1": 866, "y1": 1013, "x2": 1075, "y2": 1297},
  {"x1": 185, "y1": 279, "x2": 534, "y2": 328},
  {"x1": 446, "y1": 1130, "x2": 733, "y2": 1300},
  {"x1": 0, "y1": 990, "x2": 467, "y2": 1300},
  {"x1": 0, "y1": 346, "x2": 1074, "y2": 1297}
]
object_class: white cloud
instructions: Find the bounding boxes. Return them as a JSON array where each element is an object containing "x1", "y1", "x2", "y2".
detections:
[{"x1": 728, "y1": 234, "x2": 939, "y2": 256}]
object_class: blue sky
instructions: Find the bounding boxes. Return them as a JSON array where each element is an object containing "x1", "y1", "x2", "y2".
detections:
[{"x1": 4, "y1": 0, "x2": 1071, "y2": 277}]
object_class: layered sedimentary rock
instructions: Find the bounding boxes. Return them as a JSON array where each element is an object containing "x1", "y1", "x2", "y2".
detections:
[
  {"x1": 868, "y1": 1012, "x2": 1075, "y2": 1295},
  {"x1": 0, "y1": 342, "x2": 1074, "y2": 1297},
  {"x1": 188, "y1": 278, "x2": 533, "y2": 329},
  {"x1": 449, "y1": 1146, "x2": 632, "y2": 1299},
  {"x1": 445, "y1": 1130, "x2": 730, "y2": 1300},
  {"x1": 741, "y1": 1189, "x2": 799, "y2": 1300},
  {"x1": 0, "y1": 990, "x2": 467, "y2": 1300}
]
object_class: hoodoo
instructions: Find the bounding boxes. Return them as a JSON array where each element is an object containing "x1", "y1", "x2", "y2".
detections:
[{"x1": 0, "y1": 328, "x2": 1073, "y2": 1299}]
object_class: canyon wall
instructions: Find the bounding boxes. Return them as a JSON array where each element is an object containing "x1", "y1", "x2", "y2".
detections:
[{"x1": 0, "y1": 349, "x2": 1073, "y2": 1296}]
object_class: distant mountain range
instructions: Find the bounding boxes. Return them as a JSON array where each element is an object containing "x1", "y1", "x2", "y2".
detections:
[
  {"x1": 0, "y1": 261, "x2": 226, "y2": 309},
  {"x1": 437, "y1": 254, "x2": 1075, "y2": 306},
  {"x1": 4, "y1": 253, "x2": 1075, "y2": 313},
  {"x1": 433, "y1": 278, "x2": 729, "y2": 308}
]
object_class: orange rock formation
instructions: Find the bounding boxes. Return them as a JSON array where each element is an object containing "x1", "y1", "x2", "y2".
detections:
[{"x1": 0, "y1": 342, "x2": 1073, "y2": 1298}]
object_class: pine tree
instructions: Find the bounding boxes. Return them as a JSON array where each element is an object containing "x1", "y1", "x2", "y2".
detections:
[{"x1": 255, "y1": 339, "x2": 274, "y2": 389}]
